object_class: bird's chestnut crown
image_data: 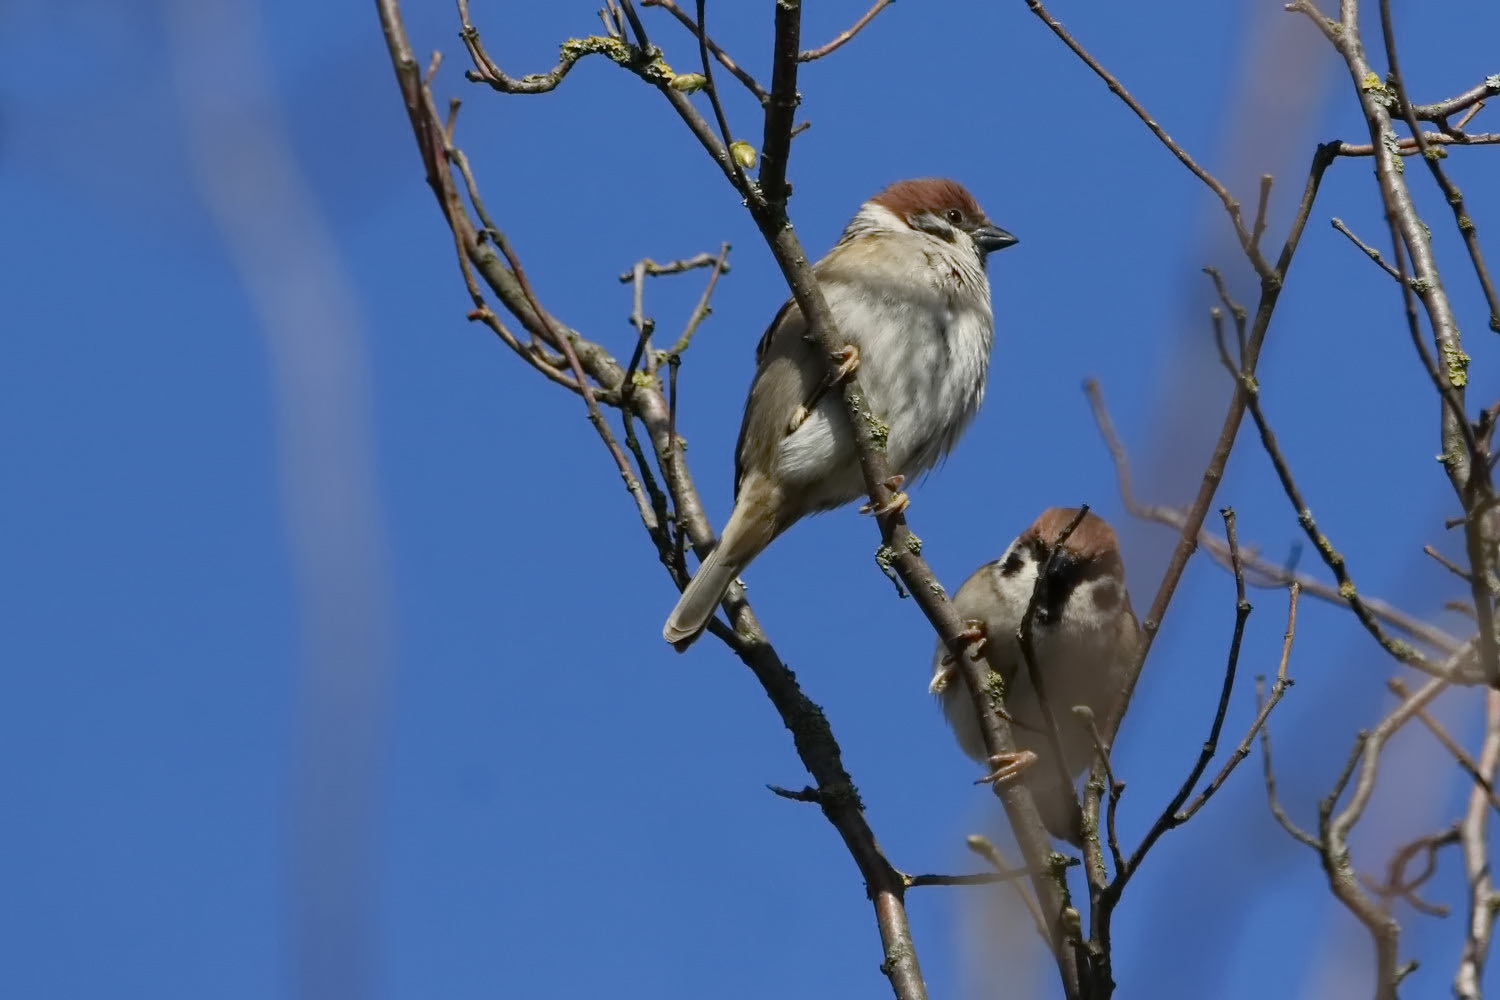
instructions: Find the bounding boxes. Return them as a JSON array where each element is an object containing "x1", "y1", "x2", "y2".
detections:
[
  {"x1": 998, "y1": 507, "x2": 1126, "y2": 624},
  {"x1": 870, "y1": 177, "x2": 1019, "y2": 256}
]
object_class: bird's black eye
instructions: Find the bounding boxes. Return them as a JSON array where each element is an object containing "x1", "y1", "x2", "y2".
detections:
[{"x1": 944, "y1": 208, "x2": 963, "y2": 224}]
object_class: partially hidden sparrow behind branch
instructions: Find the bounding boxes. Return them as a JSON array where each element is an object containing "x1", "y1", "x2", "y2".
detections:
[
  {"x1": 663, "y1": 178, "x2": 1018, "y2": 646},
  {"x1": 930, "y1": 507, "x2": 1139, "y2": 845}
]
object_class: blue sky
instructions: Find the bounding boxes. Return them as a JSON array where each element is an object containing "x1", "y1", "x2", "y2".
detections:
[{"x1": 4, "y1": 1, "x2": 1500, "y2": 997}]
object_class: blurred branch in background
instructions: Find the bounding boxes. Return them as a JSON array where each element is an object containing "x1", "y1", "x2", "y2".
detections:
[
  {"x1": 1085, "y1": 378, "x2": 1469, "y2": 664},
  {"x1": 168, "y1": 0, "x2": 394, "y2": 997}
]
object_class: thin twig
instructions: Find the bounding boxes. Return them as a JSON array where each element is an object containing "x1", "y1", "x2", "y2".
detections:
[
  {"x1": 798, "y1": 0, "x2": 894, "y2": 61},
  {"x1": 669, "y1": 242, "x2": 731, "y2": 357},
  {"x1": 479, "y1": 194, "x2": 658, "y2": 536},
  {"x1": 1335, "y1": 131, "x2": 1500, "y2": 156},
  {"x1": 1022, "y1": 0, "x2": 1268, "y2": 276},
  {"x1": 1332, "y1": 217, "x2": 1403, "y2": 283},
  {"x1": 1178, "y1": 584, "x2": 1299, "y2": 821},
  {"x1": 449, "y1": 142, "x2": 655, "y2": 530},
  {"x1": 1389, "y1": 677, "x2": 1500, "y2": 812},
  {"x1": 693, "y1": 0, "x2": 751, "y2": 196},
  {"x1": 621, "y1": 260, "x2": 656, "y2": 390},
  {"x1": 1075, "y1": 705, "x2": 1124, "y2": 878},
  {"x1": 1107, "y1": 551, "x2": 1298, "y2": 909},
  {"x1": 1411, "y1": 76, "x2": 1500, "y2": 121},
  {"x1": 906, "y1": 862, "x2": 1071, "y2": 888},
  {"x1": 1111, "y1": 508, "x2": 1256, "y2": 896},
  {"x1": 1222, "y1": 338, "x2": 1446, "y2": 679},
  {"x1": 1250, "y1": 174, "x2": 1274, "y2": 255},
  {"x1": 616, "y1": 251, "x2": 724, "y2": 282},
  {"x1": 1257, "y1": 676, "x2": 1320, "y2": 850},
  {"x1": 966, "y1": 835, "x2": 1049, "y2": 942},
  {"x1": 638, "y1": 0, "x2": 770, "y2": 102},
  {"x1": 458, "y1": 0, "x2": 634, "y2": 94},
  {"x1": 1428, "y1": 542, "x2": 1476, "y2": 581},
  {"x1": 1361, "y1": 825, "x2": 1460, "y2": 917}
]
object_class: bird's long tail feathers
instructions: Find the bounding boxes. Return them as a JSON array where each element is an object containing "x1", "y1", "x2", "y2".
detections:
[{"x1": 663, "y1": 498, "x2": 776, "y2": 648}]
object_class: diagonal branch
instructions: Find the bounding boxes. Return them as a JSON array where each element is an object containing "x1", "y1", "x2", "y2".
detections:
[
  {"x1": 799, "y1": 0, "x2": 895, "y2": 61},
  {"x1": 1021, "y1": 0, "x2": 1267, "y2": 276},
  {"x1": 1222, "y1": 330, "x2": 1452, "y2": 680},
  {"x1": 638, "y1": 0, "x2": 770, "y2": 102},
  {"x1": 1084, "y1": 378, "x2": 1466, "y2": 660},
  {"x1": 1389, "y1": 677, "x2": 1500, "y2": 813},
  {"x1": 1411, "y1": 75, "x2": 1500, "y2": 121}
]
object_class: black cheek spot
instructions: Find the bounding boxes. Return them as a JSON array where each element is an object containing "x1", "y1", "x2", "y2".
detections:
[
  {"x1": 1092, "y1": 582, "x2": 1120, "y2": 612},
  {"x1": 1000, "y1": 551, "x2": 1025, "y2": 576}
]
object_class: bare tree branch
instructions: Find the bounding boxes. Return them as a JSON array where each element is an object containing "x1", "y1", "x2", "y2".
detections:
[
  {"x1": 1455, "y1": 689, "x2": 1500, "y2": 999},
  {"x1": 1389, "y1": 677, "x2": 1500, "y2": 813},
  {"x1": 1177, "y1": 583, "x2": 1300, "y2": 823},
  {"x1": 1334, "y1": 130, "x2": 1500, "y2": 156},
  {"x1": 1410, "y1": 75, "x2": 1500, "y2": 121},
  {"x1": 1223, "y1": 335, "x2": 1451, "y2": 680},
  {"x1": 799, "y1": 0, "x2": 895, "y2": 62},
  {"x1": 1105, "y1": 510, "x2": 1257, "y2": 899},
  {"x1": 1022, "y1": 0, "x2": 1268, "y2": 275},
  {"x1": 1257, "y1": 675, "x2": 1321, "y2": 850},
  {"x1": 967, "y1": 834, "x2": 1049, "y2": 943},
  {"x1": 1361, "y1": 825, "x2": 1460, "y2": 918},
  {"x1": 638, "y1": 0, "x2": 770, "y2": 102},
  {"x1": 1086, "y1": 377, "x2": 1467, "y2": 661},
  {"x1": 1377, "y1": 1, "x2": 1500, "y2": 333},
  {"x1": 1288, "y1": 0, "x2": 1499, "y2": 686},
  {"x1": 1332, "y1": 216, "x2": 1404, "y2": 283},
  {"x1": 1319, "y1": 675, "x2": 1447, "y2": 1000}
]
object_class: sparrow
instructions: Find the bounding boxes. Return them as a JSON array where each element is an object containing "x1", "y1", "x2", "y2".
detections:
[
  {"x1": 930, "y1": 507, "x2": 1138, "y2": 845},
  {"x1": 663, "y1": 178, "x2": 1018, "y2": 646}
]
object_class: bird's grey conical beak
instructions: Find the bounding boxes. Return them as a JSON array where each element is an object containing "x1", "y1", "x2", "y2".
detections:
[{"x1": 972, "y1": 225, "x2": 1019, "y2": 255}]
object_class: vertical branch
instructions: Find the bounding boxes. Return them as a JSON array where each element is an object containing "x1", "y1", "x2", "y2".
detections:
[
  {"x1": 1377, "y1": 0, "x2": 1500, "y2": 334},
  {"x1": 1455, "y1": 689, "x2": 1500, "y2": 999},
  {"x1": 1288, "y1": 0, "x2": 1497, "y2": 682},
  {"x1": 758, "y1": 0, "x2": 800, "y2": 206}
]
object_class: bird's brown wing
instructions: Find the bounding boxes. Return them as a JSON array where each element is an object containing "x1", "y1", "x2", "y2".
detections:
[{"x1": 733, "y1": 297, "x2": 822, "y2": 496}]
